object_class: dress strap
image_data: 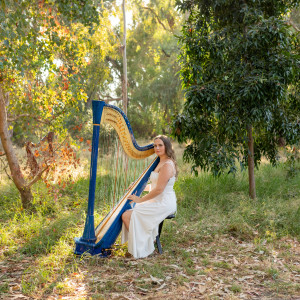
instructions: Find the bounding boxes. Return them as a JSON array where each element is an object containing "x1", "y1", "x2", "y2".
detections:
[{"x1": 162, "y1": 160, "x2": 176, "y2": 177}]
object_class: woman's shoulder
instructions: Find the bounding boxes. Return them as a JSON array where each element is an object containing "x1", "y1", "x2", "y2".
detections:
[
  {"x1": 163, "y1": 159, "x2": 175, "y2": 167},
  {"x1": 161, "y1": 160, "x2": 176, "y2": 174}
]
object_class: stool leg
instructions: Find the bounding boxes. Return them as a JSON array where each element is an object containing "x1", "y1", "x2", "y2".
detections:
[
  {"x1": 156, "y1": 235, "x2": 163, "y2": 254},
  {"x1": 158, "y1": 220, "x2": 164, "y2": 237},
  {"x1": 156, "y1": 220, "x2": 165, "y2": 254}
]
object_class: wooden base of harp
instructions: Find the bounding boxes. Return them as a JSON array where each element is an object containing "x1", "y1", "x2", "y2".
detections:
[{"x1": 74, "y1": 238, "x2": 111, "y2": 257}]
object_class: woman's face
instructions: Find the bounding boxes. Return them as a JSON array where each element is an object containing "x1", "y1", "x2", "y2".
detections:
[{"x1": 154, "y1": 138, "x2": 166, "y2": 157}]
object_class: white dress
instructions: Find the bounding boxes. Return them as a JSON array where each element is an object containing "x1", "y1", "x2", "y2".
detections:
[{"x1": 121, "y1": 161, "x2": 177, "y2": 258}]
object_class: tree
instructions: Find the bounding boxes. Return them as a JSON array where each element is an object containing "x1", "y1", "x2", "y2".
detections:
[
  {"x1": 92, "y1": 0, "x2": 184, "y2": 136},
  {"x1": 126, "y1": 0, "x2": 184, "y2": 137},
  {"x1": 122, "y1": 0, "x2": 128, "y2": 115},
  {"x1": 0, "y1": 0, "x2": 100, "y2": 208},
  {"x1": 173, "y1": 0, "x2": 300, "y2": 198},
  {"x1": 81, "y1": 1, "x2": 129, "y2": 108}
]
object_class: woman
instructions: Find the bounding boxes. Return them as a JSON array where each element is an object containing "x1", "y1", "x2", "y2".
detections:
[{"x1": 121, "y1": 135, "x2": 178, "y2": 259}]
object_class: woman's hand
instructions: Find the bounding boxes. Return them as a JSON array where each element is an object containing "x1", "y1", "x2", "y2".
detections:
[{"x1": 127, "y1": 194, "x2": 142, "y2": 204}]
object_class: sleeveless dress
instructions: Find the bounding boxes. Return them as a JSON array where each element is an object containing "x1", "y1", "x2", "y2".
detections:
[{"x1": 121, "y1": 161, "x2": 177, "y2": 259}]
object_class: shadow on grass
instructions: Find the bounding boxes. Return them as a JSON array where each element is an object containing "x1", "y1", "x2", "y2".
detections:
[
  {"x1": 4, "y1": 209, "x2": 87, "y2": 297},
  {"x1": 19, "y1": 211, "x2": 83, "y2": 255},
  {"x1": 0, "y1": 183, "x2": 21, "y2": 221}
]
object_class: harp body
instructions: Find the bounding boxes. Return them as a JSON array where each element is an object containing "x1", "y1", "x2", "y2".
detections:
[{"x1": 74, "y1": 100, "x2": 159, "y2": 256}]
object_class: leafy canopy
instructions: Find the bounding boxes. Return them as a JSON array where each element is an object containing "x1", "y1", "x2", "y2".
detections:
[
  {"x1": 0, "y1": 0, "x2": 106, "y2": 143},
  {"x1": 125, "y1": 0, "x2": 184, "y2": 137},
  {"x1": 173, "y1": 0, "x2": 300, "y2": 176}
]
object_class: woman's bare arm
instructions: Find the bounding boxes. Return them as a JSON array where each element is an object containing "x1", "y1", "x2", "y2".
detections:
[{"x1": 128, "y1": 163, "x2": 174, "y2": 203}]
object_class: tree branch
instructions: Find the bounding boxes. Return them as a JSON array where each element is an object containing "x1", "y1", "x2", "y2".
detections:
[
  {"x1": 99, "y1": 94, "x2": 123, "y2": 102},
  {"x1": 105, "y1": 56, "x2": 122, "y2": 78},
  {"x1": 26, "y1": 165, "x2": 49, "y2": 188},
  {"x1": 4, "y1": 92, "x2": 9, "y2": 106},
  {"x1": 142, "y1": 6, "x2": 172, "y2": 32},
  {"x1": 0, "y1": 157, "x2": 12, "y2": 181},
  {"x1": 0, "y1": 86, "x2": 28, "y2": 190},
  {"x1": 161, "y1": 48, "x2": 171, "y2": 57},
  {"x1": 26, "y1": 135, "x2": 67, "y2": 188},
  {"x1": 7, "y1": 114, "x2": 51, "y2": 124}
]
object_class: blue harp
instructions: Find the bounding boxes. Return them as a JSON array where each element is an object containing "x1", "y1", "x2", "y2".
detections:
[{"x1": 74, "y1": 100, "x2": 159, "y2": 255}]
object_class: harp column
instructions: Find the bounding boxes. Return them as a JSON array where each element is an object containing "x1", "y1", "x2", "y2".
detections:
[{"x1": 75, "y1": 101, "x2": 105, "y2": 252}]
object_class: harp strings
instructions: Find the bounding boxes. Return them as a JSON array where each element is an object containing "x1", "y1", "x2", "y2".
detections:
[{"x1": 95, "y1": 123, "x2": 151, "y2": 219}]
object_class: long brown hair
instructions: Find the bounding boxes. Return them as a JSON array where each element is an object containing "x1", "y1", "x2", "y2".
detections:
[{"x1": 154, "y1": 135, "x2": 178, "y2": 177}]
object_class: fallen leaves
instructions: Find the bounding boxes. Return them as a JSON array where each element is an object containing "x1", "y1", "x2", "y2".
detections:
[
  {"x1": 150, "y1": 275, "x2": 163, "y2": 284},
  {"x1": 1, "y1": 234, "x2": 299, "y2": 299},
  {"x1": 233, "y1": 256, "x2": 239, "y2": 266}
]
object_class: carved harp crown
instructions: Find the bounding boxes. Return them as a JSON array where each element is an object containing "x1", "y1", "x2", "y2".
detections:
[{"x1": 75, "y1": 101, "x2": 159, "y2": 256}]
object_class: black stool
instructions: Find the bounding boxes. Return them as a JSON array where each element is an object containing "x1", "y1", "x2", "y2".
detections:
[{"x1": 155, "y1": 213, "x2": 176, "y2": 254}]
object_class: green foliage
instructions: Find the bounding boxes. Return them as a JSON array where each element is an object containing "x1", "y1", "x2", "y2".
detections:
[
  {"x1": 173, "y1": 0, "x2": 300, "y2": 175},
  {"x1": 124, "y1": 0, "x2": 184, "y2": 137},
  {"x1": 0, "y1": 283, "x2": 9, "y2": 294},
  {"x1": 285, "y1": 144, "x2": 300, "y2": 177},
  {"x1": 230, "y1": 283, "x2": 242, "y2": 293},
  {"x1": 0, "y1": 0, "x2": 184, "y2": 144},
  {"x1": 0, "y1": 0, "x2": 116, "y2": 146}
]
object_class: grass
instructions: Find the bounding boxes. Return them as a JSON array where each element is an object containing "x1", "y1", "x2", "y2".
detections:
[
  {"x1": 174, "y1": 162, "x2": 300, "y2": 239},
  {"x1": 0, "y1": 152, "x2": 299, "y2": 299},
  {"x1": 230, "y1": 283, "x2": 242, "y2": 293}
]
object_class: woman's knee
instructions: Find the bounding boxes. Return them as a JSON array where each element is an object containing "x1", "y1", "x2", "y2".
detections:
[
  {"x1": 122, "y1": 210, "x2": 132, "y2": 223},
  {"x1": 122, "y1": 210, "x2": 129, "y2": 222},
  {"x1": 122, "y1": 212, "x2": 126, "y2": 222}
]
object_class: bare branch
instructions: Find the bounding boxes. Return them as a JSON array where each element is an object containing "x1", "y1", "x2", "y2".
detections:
[
  {"x1": 53, "y1": 137, "x2": 68, "y2": 153},
  {"x1": 142, "y1": 6, "x2": 172, "y2": 33},
  {"x1": 161, "y1": 48, "x2": 171, "y2": 57},
  {"x1": 0, "y1": 157, "x2": 12, "y2": 181},
  {"x1": 106, "y1": 56, "x2": 122, "y2": 78},
  {"x1": 26, "y1": 165, "x2": 49, "y2": 188},
  {"x1": 25, "y1": 142, "x2": 40, "y2": 176},
  {"x1": 4, "y1": 92, "x2": 9, "y2": 106},
  {"x1": 26, "y1": 135, "x2": 68, "y2": 188},
  {"x1": 99, "y1": 93, "x2": 123, "y2": 102}
]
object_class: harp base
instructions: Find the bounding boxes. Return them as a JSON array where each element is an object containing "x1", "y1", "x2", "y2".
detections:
[{"x1": 74, "y1": 237, "x2": 111, "y2": 257}]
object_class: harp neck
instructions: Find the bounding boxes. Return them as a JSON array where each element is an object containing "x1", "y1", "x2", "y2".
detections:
[{"x1": 95, "y1": 101, "x2": 154, "y2": 159}]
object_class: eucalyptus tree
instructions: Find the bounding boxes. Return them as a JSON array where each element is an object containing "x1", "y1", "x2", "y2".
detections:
[
  {"x1": 173, "y1": 0, "x2": 299, "y2": 198},
  {"x1": 0, "y1": 0, "x2": 102, "y2": 208},
  {"x1": 84, "y1": 0, "x2": 184, "y2": 136},
  {"x1": 125, "y1": 0, "x2": 184, "y2": 136}
]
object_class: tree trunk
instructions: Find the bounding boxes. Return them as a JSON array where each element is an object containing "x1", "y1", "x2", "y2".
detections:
[
  {"x1": 122, "y1": 0, "x2": 128, "y2": 115},
  {"x1": 247, "y1": 124, "x2": 256, "y2": 199},
  {"x1": 20, "y1": 186, "x2": 34, "y2": 209},
  {"x1": 0, "y1": 86, "x2": 33, "y2": 209}
]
